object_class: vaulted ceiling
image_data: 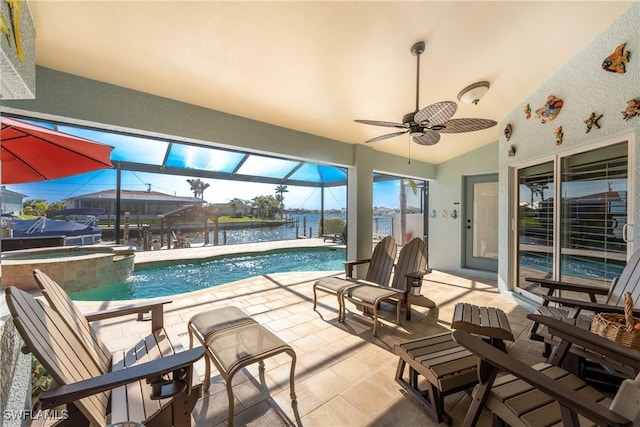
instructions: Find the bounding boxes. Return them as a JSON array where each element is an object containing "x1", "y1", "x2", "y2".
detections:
[{"x1": 28, "y1": 1, "x2": 633, "y2": 164}]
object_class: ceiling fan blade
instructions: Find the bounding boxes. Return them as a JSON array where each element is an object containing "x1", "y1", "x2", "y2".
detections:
[
  {"x1": 413, "y1": 131, "x2": 440, "y2": 146},
  {"x1": 354, "y1": 119, "x2": 408, "y2": 129},
  {"x1": 365, "y1": 130, "x2": 408, "y2": 143},
  {"x1": 414, "y1": 101, "x2": 457, "y2": 126},
  {"x1": 438, "y1": 118, "x2": 498, "y2": 133}
]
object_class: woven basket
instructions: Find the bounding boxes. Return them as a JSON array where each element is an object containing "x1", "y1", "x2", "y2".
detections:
[{"x1": 590, "y1": 291, "x2": 640, "y2": 349}]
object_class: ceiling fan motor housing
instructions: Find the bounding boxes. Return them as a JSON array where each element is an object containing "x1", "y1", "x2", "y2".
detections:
[
  {"x1": 409, "y1": 126, "x2": 424, "y2": 137},
  {"x1": 402, "y1": 112, "x2": 417, "y2": 125},
  {"x1": 402, "y1": 112, "x2": 424, "y2": 136}
]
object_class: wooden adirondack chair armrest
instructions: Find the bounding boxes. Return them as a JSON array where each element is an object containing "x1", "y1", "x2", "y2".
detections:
[
  {"x1": 525, "y1": 277, "x2": 609, "y2": 296},
  {"x1": 540, "y1": 296, "x2": 640, "y2": 317},
  {"x1": 452, "y1": 330, "x2": 632, "y2": 426},
  {"x1": 528, "y1": 314, "x2": 640, "y2": 371},
  {"x1": 84, "y1": 298, "x2": 172, "y2": 331},
  {"x1": 37, "y1": 347, "x2": 205, "y2": 410},
  {"x1": 344, "y1": 258, "x2": 372, "y2": 277},
  {"x1": 405, "y1": 269, "x2": 432, "y2": 280}
]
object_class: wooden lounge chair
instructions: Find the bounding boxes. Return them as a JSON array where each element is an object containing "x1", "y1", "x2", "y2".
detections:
[
  {"x1": 453, "y1": 314, "x2": 640, "y2": 427},
  {"x1": 342, "y1": 237, "x2": 432, "y2": 336},
  {"x1": 313, "y1": 235, "x2": 397, "y2": 321},
  {"x1": 322, "y1": 225, "x2": 347, "y2": 243},
  {"x1": 6, "y1": 283, "x2": 204, "y2": 425},
  {"x1": 527, "y1": 249, "x2": 640, "y2": 356}
]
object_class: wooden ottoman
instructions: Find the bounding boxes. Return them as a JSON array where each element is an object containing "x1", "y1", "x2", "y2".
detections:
[
  {"x1": 395, "y1": 303, "x2": 514, "y2": 425},
  {"x1": 395, "y1": 332, "x2": 478, "y2": 425}
]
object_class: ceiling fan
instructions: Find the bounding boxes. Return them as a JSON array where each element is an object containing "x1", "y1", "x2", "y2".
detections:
[{"x1": 354, "y1": 41, "x2": 497, "y2": 146}]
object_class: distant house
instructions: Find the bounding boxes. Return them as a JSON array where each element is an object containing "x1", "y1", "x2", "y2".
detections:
[
  {"x1": 210, "y1": 201, "x2": 252, "y2": 217},
  {"x1": 64, "y1": 189, "x2": 205, "y2": 216},
  {"x1": 0, "y1": 186, "x2": 27, "y2": 215}
]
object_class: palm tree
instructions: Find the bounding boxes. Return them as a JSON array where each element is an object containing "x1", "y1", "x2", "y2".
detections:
[
  {"x1": 400, "y1": 179, "x2": 420, "y2": 244},
  {"x1": 275, "y1": 184, "x2": 288, "y2": 219},
  {"x1": 186, "y1": 178, "x2": 211, "y2": 200}
]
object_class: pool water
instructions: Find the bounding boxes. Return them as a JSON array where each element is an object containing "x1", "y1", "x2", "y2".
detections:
[
  {"x1": 69, "y1": 248, "x2": 346, "y2": 301},
  {"x1": 520, "y1": 252, "x2": 625, "y2": 280}
]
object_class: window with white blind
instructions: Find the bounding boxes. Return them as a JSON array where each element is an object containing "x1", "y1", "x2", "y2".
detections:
[{"x1": 515, "y1": 141, "x2": 629, "y2": 295}]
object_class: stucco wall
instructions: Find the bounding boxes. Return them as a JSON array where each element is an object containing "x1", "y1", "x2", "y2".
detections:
[
  {"x1": 0, "y1": 292, "x2": 31, "y2": 427},
  {"x1": 497, "y1": 2, "x2": 640, "y2": 292},
  {"x1": 429, "y1": 141, "x2": 499, "y2": 272}
]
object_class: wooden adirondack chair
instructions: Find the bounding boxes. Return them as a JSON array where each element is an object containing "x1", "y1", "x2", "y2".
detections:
[
  {"x1": 5, "y1": 285, "x2": 204, "y2": 427},
  {"x1": 313, "y1": 235, "x2": 397, "y2": 320},
  {"x1": 453, "y1": 314, "x2": 640, "y2": 427},
  {"x1": 342, "y1": 237, "x2": 432, "y2": 336},
  {"x1": 527, "y1": 249, "x2": 640, "y2": 356}
]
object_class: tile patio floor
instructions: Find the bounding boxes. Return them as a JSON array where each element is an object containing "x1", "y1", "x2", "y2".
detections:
[{"x1": 73, "y1": 240, "x2": 547, "y2": 426}]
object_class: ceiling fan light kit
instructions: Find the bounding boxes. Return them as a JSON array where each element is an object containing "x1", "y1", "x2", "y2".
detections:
[
  {"x1": 355, "y1": 43, "x2": 496, "y2": 146},
  {"x1": 457, "y1": 81, "x2": 491, "y2": 105}
]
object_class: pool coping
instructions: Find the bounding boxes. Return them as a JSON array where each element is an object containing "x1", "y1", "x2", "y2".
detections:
[{"x1": 130, "y1": 238, "x2": 343, "y2": 267}]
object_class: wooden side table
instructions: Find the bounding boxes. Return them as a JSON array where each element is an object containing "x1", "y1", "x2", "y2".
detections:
[{"x1": 452, "y1": 302, "x2": 514, "y2": 351}]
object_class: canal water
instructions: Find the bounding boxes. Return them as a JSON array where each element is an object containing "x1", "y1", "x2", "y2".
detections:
[{"x1": 204, "y1": 213, "x2": 393, "y2": 245}]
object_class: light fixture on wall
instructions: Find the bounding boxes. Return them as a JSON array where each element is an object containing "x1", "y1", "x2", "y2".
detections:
[{"x1": 457, "y1": 81, "x2": 490, "y2": 105}]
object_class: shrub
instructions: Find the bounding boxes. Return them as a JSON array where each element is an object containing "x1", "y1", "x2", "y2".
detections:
[
  {"x1": 319, "y1": 217, "x2": 346, "y2": 235},
  {"x1": 31, "y1": 356, "x2": 52, "y2": 400}
]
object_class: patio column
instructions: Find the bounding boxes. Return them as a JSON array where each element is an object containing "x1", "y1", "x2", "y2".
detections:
[{"x1": 347, "y1": 144, "x2": 373, "y2": 279}]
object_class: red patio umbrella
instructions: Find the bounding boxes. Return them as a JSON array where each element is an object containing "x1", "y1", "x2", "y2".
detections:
[{"x1": 0, "y1": 116, "x2": 114, "y2": 184}]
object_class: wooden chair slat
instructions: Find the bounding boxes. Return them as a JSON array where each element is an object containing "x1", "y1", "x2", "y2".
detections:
[
  {"x1": 519, "y1": 401, "x2": 564, "y2": 427},
  {"x1": 491, "y1": 365, "x2": 566, "y2": 402},
  {"x1": 109, "y1": 349, "x2": 130, "y2": 424},
  {"x1": 430, "y1": 355, "x2": 477, "y2": 377},
  {"x1": 399, "y1": 332, "x2": 452, "y2": 351},
  {"x1": 502, "y1": 370, "x2": 586, "y2": 416},
  {"x1": 452, "y1": 303, "x2": 514, "y2": 341},
  {"x1": 367, "y1": 236, "x2": 397, "y2": 285},
  {"x1": 412, "y1": 340, "x2": 462, "y2": 359},
  {"x1": 462, "y1": 303, "x2": 472, "y2": 324},
  {"x1": 608, "y1": 250, "x2": 640, "y2": 305},
  {"x1": 139, "y1": 334, "x2": 164, "y2": 418},
  {"x1": 453, "y1": 303, "x2": 464, "y2": 326},
  {"x1": 414, "y1": 343, "x2": 469, "y2": 362},
  {"x1": 124, "y1": 338, "x2": 147, "y2": 423},
  {"x1": 422, "y1": 349, "x2": 474, "y2": 369}
]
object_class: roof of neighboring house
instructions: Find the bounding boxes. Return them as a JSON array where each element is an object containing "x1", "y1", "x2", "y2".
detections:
[
  {"x1": 211, "y1": 201, "x2": 251, "y2": 208},
  {"x1": 0, "y1": 186, "x2": 28, "y2": 198},
  {"x1": 65, "y1": 189, "x2": 204, "y2": 204}
]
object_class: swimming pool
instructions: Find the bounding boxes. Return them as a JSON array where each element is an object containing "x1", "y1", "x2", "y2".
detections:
[{"x1": 69, "y1": 247, "x2": 346, "y2": 301}]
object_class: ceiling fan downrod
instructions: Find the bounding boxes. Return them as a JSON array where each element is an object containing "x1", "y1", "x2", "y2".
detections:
[{"x1": 411, "y1": 41, "x2": 425, "y2": 113}]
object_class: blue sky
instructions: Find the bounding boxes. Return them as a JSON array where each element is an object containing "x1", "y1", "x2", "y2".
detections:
[{"x1": 7, "y1": 170, "x2": 419, "y2": 211}]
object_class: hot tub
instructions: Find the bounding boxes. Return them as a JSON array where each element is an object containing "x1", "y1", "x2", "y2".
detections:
[{"x1": 1, "y1": 246, "x2": 135, "y2": 293}]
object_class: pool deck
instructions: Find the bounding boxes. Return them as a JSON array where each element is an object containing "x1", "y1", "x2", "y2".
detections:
[
  {"x1": 72, "y1": 239, "x2": 545, "y2": 426},
  {"x1": 132, "y1": 238, "x2": 343, "y2": 266}
]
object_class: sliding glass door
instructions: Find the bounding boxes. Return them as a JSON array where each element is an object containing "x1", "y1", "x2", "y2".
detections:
[
  {"x1": 515, "y1": 141, "x2": 630, "y2": 295},
  {"x1": 517, "y1": 161, "x2": 555, "y2": 291}
]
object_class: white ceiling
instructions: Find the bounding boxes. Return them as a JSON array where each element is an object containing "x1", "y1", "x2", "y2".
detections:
[{"x1": 28, "y1": 1, "x2": 633, "y2": 164}]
